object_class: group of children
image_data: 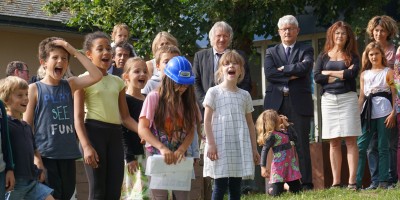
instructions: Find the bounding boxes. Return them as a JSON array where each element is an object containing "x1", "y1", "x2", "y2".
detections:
[{"x1": 0, "y1": 20, "x2": 265, "y2": 200}]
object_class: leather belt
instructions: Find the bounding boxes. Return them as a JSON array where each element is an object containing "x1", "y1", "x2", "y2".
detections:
[{"x1": 283, "y1": 91, "x2": 289, "y2": 96}]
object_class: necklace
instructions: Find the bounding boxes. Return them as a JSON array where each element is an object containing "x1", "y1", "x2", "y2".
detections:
[{"x1": 333, "y1": 49, "x2": 343, "y2": 53}]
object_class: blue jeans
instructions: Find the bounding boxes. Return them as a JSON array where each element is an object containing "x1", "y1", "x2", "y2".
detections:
[
  {"x1": 367, "y1": 127, "x2": 398, "y2": 185},
  {"x1": 212, "y1": 177, "x2": 242, "y2": 200}
]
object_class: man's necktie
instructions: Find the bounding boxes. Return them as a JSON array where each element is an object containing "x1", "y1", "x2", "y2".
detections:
[
  {"x1": 286, "y1": 47, "x2": 291, "y2": 61},
  {"x1": 215, "y1": 53, "x2": 223, "y2": 72}
]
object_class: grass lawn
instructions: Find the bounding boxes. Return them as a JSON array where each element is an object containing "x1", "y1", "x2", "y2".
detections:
[{"x1": 239, "y1": 187, "x2": 400, "y2": 199}]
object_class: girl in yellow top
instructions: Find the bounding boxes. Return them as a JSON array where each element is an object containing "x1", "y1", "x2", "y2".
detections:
[{"x1": 74, "y1": 31, "x2": 139, "y2": 199}]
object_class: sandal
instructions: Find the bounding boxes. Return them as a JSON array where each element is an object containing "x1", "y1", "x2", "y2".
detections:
[
  {"x1": 347, "y1": 183, "x2": 358, "y2": 191},
  {"x1": 330, "y1": 184, "x2": 341, "y2": 189}
]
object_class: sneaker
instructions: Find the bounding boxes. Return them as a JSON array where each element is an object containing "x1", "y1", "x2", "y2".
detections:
[
  {"x1": 378, "y1": 182, "x2": 388, "y2": 189},
  {"x1": 387, "y1": 183, "x2": 396, "y2": 190},
  {"x1": 364, "y1": 184, "x2": 378, "y2": 190}
]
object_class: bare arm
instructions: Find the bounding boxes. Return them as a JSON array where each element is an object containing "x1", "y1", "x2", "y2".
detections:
[
  {"x1": 138, "y1": 117, "x2": 175, "y2": 164},
  {"x1": 118, "y1": 89, "x2": 138, "y2": 133},
  {"x1": 51, "y1": 40, "x2": 102, "y2": 93},
  {"x1": 33, "y1": 150, "x2": 45, "y2": 182},
  {"x1": 246, "y1": 113, "x2": 260, "y2": 165},
  {"x1": 146, "y1": 60, "x2": 154, "y2": 80},
  {"x1": 23, "y1": 84, "x2": 38, "y2": 128},
  {"x1": 74, "y1": 89, "x2": 99, "y2": 168},
  {"x1": 5, "y1": 170, "x2": 14, "y2": 191},
  {"x1": 174, "y1": 128, "x2": 194, "y2": 163},
  {"x1": 358, "y1": 72, "x2": 365, "y2": 112},
  {"x1": 385, "y1": 69, "x2": 397, "y2": 128},
  {"x1": 204, "y1": 105, "x2": 218, "y2": 161}
]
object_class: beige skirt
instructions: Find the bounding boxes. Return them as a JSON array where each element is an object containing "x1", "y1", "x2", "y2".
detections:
[{"x1": 321, "y1": 91, "x2": 362, "y2": 139}]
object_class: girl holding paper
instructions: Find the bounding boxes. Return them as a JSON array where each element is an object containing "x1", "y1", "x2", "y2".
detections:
[{"x1": 138, "y1": 56, "x2": 200, "y2": 199}]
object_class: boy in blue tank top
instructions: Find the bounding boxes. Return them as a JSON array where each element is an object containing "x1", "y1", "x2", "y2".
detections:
[{"x1": 23, "y1": 37, "x2": 102, "y2": 199}]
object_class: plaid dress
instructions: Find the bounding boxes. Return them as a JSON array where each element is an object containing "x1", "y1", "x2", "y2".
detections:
[{"x1": 203, "y1": 85, "x2": 255, "y2": 179}]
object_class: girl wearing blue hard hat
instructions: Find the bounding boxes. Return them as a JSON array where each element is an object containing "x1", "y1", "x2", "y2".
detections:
[
  {"x1": 138, "y1": 56, "x2": 201, "y2": 199},
  {"x1": 203, "y1": 50, "x2": 260, "y2": 200}
]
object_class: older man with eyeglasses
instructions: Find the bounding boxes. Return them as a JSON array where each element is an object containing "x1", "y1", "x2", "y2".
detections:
[
  {"x1": 6, "y1": 61, "x2": 30, "y2": 82},
  {"x1": 264, "y1": 15, "x2": 315, "y2": 191}
]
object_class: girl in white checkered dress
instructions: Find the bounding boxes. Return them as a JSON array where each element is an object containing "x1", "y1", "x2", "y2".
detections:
[{"x1": 203, "y1": 50, "x2": 260, "y2": 200}]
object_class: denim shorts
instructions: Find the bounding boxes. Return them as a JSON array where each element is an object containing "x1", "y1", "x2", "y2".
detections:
[{"x1": 5, "y1": 178, "x2": 53, "y2": 200}]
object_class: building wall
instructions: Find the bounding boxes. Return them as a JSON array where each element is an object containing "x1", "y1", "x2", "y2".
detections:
[{"x1": 0, "y1": 25, "x2": 86, "y2": 79}]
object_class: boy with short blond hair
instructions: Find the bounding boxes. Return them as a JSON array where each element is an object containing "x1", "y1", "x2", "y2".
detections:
[
  {"x1": 0, "y1": 76, "x2": 54, "y2": 200},
  {"x1": 142, "y1": 45, "x2": 181, "y2": 94}
]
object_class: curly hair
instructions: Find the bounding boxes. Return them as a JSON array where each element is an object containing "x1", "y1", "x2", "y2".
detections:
[
  {"x1": 366, "y1": 15, "x2": 398, "y2": 41},
  {"x1": 38, "y1": 37, "x2": 70, "y2": 62},
  {"x1": 83, "y1": 31, "x2": 110, "y2": 52}
]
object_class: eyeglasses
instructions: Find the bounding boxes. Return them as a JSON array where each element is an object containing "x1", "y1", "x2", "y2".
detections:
[
  {"x1": 19, "y1": 69, "x2": 29, "y2": 73},
  {"x1": 279, "y1": 27, "x2": 297, "y2": 32},
  {"x1": 14, "y1": 62, "x2": 29, "y2": 73}
]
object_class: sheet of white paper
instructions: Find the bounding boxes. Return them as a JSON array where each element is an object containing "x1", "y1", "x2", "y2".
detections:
[
  {"x1": 145, "y1": 155, "x2": 193, "y2": 175},
  {"x1": 149, "y1": 171, "x2": 192, "y2": 191},
  {"x1": 145, "y1": 155, "x2": 194, "y2": 191}
]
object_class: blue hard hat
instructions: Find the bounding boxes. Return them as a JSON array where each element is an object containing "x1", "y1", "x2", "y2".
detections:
[{"x1": 164, "y1": 56, "x2": 195, "y2": 85}]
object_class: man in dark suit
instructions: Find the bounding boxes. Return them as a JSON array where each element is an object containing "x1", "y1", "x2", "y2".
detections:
[
  {"x1": 193, "y1": 21, "x2": 252, "y2": 113},
  {"x1": 264, "y1": 15, "x2": 314, "y2": 190}
]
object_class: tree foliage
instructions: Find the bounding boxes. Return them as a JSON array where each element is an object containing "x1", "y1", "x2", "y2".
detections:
[
  {"x1": 44, "y1": 0, "x2": 396, "y2": 57},
  {"x1": 307, "y1": 0, "x2": 392, "y2": 36},
  {"x1": 44, "y1": 0, "x2": 208, "y2": 57}
]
